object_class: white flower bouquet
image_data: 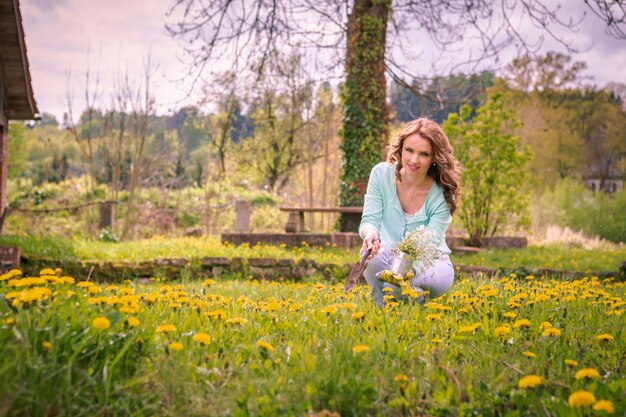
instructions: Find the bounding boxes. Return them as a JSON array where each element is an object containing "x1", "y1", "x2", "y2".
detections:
[
  {"x1": 395, "y1": 225, "x2": 443, "y2": 271},
  {"x1": 378, "y1": 226, "x2": 442, "y2": 286}
]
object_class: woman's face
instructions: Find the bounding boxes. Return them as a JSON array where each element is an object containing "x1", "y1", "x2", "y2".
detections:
[{"x1": 401, "y1": 133, "x2": 434, "y2": 178}]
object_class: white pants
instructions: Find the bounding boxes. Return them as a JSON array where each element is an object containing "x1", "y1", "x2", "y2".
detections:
[{"x1": 362, "y1": 241, "x2": 455, "y2": 307}]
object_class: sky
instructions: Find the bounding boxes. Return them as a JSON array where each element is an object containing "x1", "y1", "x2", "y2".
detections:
[{"x1": 20, "y1": 0, "x2": 626, "y2": 123}]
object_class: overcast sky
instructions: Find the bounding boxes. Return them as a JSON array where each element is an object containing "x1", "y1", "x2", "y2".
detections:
[{"x1": 20, "y1": 0, "x2": 626, "y2": 123}]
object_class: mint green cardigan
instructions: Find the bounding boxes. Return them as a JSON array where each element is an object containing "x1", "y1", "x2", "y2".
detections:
[{"x1": 358, "y1": 162, "x2": 452, "y2": 255}]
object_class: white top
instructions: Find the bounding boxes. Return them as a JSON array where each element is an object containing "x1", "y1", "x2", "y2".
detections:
[{"x1": 403, "y1": 210, "x2": 415, "y2": 223}]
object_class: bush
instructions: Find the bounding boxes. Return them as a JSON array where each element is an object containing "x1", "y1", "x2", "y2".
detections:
[{"x1": 533, "y1": 178, "x2": 626, "y2": 243}]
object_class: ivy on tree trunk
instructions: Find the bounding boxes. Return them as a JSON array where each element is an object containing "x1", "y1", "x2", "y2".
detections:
[{"x1": 339, "y1": 0, "x2": 390, "y2": 230}]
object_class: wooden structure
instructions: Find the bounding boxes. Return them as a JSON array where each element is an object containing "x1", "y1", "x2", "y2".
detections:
[
  {"x1": 0, "y1": 0, "x2": 38, "y2": 232},
  {"x1": 279, "y1": 206, "x2": 363, "y2": 233}
]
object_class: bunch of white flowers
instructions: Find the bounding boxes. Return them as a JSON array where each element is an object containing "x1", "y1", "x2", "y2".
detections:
[{"x1": 395, "y1": 225, "x2": 442, "y2": 271}]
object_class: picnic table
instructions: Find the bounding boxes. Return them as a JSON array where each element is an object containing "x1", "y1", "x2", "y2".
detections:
[{"x1": 279, "y1": 206, "x2": 363, "y2": 233}]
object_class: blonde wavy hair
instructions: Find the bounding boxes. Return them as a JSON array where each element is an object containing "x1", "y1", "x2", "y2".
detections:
[{"x1": 386, "y1": 118, "x2": 461, "y2": 214}]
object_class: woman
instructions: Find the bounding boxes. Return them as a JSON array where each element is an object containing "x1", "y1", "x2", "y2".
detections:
[{"x1": 359, "y1": 118, "x2": 461, "y2": 306}]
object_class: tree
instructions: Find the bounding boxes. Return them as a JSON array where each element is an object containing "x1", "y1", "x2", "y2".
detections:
[
  {"x1": 166, "y1": 0, "x2": 624, "y2": 217},
  {"x1": 443, "y1": 93, "x2": 534, "y2": 246}
]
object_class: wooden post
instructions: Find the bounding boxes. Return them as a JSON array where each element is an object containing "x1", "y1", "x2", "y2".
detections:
[
  {"x1": 234, "y1": 200, "x2": 251, "y2": 233},
  {"x1": 0, "y1": 246, "x2": 19, "y2": 272},
  {"x1": 99, "y1": 202, "x2": 115, "y2": 230},
  {"x1": 0, "y1": 125, "x2": 8, "y2": 235}
]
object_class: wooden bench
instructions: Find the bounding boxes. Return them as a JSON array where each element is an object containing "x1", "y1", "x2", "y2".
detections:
[{"x1": 279, "y1": 206, "x2": 363, "y2": 233}]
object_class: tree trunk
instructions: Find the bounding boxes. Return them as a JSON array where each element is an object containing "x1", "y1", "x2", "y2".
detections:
[{"x1": 339, "y1": 0, "x2": 390, "y2": 230}]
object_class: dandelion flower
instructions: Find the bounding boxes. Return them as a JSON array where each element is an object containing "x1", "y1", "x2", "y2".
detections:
[
  {"x1": 459, "y1": 323, "x2": 481, "y2": 333},
  {"x1": 592, "y1": 400, "x2": 614, "y2": 413},
  {"x1": 168, "y1": 341, "x2": 184, "y2": 352},
  {"x1": 539, "y1": 321, "x2": 552, "y2": 329},
  {"x1": 513, "y1": 319, "x2": 531, "y2": 328},
  {"x1": 426, "y1": 314, "x2": 441, "y2": 321},
  {"x1": 352, "y1": 312, "x2": 365, "y2": 320},
  {"x1": 542, "y1": 327, "x2": 561, "y2": 337},
  {"x1": 202, "y1": 279, "x2": 216, "y2": 287},
  {"x1": 126, "y1": 317, "x2": 140, "y2": 327},
  {"x1": 568, "y1": 390, "x2": 596, "y2": 407},
  {"x1": 193, "y1": 333, "x2": 212, "y2": 345},
  {"x1": 322, "y1": 305, "x2": 337, "y2": 315},
  {"x1": 225, "y1": 317, "x2": 249, "y2": 325},
  {"x1": 42, "y1": 341, "x2": 52, "y2": 351},
  {"x1": 518, "y1": 375, "x2": 542, "y2": 388},
  {"x1": 502, "y1": 311, "x2": 517, "y2": 319},
  {"x1": 352, "y1": 344, "x2": 370, "y2": 354},
  {"x1": 564, "y1": 359, "x2": 578, "y2": 367},
  {"x1": 522, "y1": 351, "x2": 537, "y2": 359},
  {"x1": 393, "y1": 374, "x2": 409, "y2": 383},
  {"x1": 256, "y1": 340, "x2": 275, "y2": 352},
  {"x1": 494, "y1": 325, "x2": 511, "y2": 337},
  {"x1": 92, "y1": 317, "x2": 111, "y2": 331},
  {"x1": 596, "y1": 333, "x2": 614, "y2": 341},
  {"x1": 431, "y1": 337, "x2": 443, "y2": 344},
  {"x1": 575, "y1": 368, "x2": 600, "y2": 380},
  {"x1": 156, "y1": 324, "x2": 176, "y2": 333}
]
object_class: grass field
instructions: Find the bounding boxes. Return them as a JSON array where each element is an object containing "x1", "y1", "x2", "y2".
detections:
[
  {"x1": 1, "y1": 268, "x2": 624, "y2": 416},
  {"x1": 1, "y1": 235, "x2": 625, "y2": 274}
]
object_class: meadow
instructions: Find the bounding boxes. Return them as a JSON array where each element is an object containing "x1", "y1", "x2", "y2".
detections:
[{"x1": 1, "y1": 268, "x2": 624, "y2": 416}]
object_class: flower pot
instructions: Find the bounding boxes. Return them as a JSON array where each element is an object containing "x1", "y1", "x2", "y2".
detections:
[{"x1": 389, "y1": 249, "x2": 412, "y2": 276}]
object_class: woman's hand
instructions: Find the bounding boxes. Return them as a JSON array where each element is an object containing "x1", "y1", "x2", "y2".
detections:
[{"x1": 361, "y1": 229, "x2": 381, "y2": 259}]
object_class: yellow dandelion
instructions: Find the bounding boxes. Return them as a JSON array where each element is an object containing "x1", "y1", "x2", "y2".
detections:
[
  {"x1": 225, "y1": 317, "x2": 249, "y2": 325},
  {"x1": 575, "y1": 368, "x2": 600, "y2": 380},
  {"x1": 518, "y1": 375, "x2": 542, "y2": 388},
  {"x1": 393, "y1": 374, "x2": 409, "y2": 383},
  {"x1": 352, "y1": 312, "x2": 366, "y2": 320},
  {"x1": 542, "y1": 327, "x2": 561, "y2": 337},
  {"x1": 502, "y1": 311, "x2": 517, "y2": 318},
  {"x1": 459, "y1": 323, "x2": 481, "y2": 333},
  {"x1": 202, "y1": 278, "x2": 216, "y2": 287},
  {"x1": 322, "y1": 305, "x2": 337, "y2": 315},
  {"x1": 513, "y1": 319, "x2": 531, "y2": 328},
  {"x1": 289, "y1": 302, "x2": 303, "y2": 311},
  {"x1": 596, "y1": 333, "x2": 614, "y2": 341},
  {"x1": 592, "y1": 400, "x2": 614, "y2": 413},
  {"x1": 522, "y1": 351, "x2": 537, "y2": 359},
  {"x1": 167, "y1": 341, "x2": 184, "y2": 352},
  {"x1": 126, "y1": 317, "x2": 140, "y2": 327},
  {"x1": 568, "y1": 390, "x2": 596, "y2": 407},
  {"x1": 539, "y1": 321, "x2": 552, "y2": 329},
  {"x1": 352, "y1": 344, "x2": 370, "y2": 354},
  {"x1": 92, "y1": 317, "x2": 111, "y2": 331},
  {"x1": 156, "y1": 324, "x2": 177, "y2": 333},
  {"x1": 193, "y1": 333, "x2": 212, "y2": 345},
  {"x1": 382, "y1": 287, "x2": 394, "y2": 293},
  {"x1": 42, "y1": 341, "x2": 52, "y2": 351},
  {"x1": 39, "y1": 268, "x2": 55, "y2": 276},
  {"x1": 256, "y1": 340, "x2": 275, "y2": 352},
  {"x1": 426, "y1": 313, "x2": 441, "y2": 321},
  {"x1": 494, "y1": 325, "x2": 511, "y2": 337},
  {"x1": 564, "y1": 359, "x2": 578, "y2": 367},
  {"x1": 431, "y1": 337, "x2": 443, "y2": 344}
]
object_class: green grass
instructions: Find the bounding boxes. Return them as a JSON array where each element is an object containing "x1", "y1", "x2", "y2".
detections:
[
  {"x1": 1, "y1": 235, "x2": 625, "y2": 273},
  {"x1": 1, "y1": 273, "x2": 624, "y2": 416}
]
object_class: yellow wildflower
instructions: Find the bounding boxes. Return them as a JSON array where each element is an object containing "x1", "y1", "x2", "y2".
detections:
[
  {"x1": 225, "y1": 317, "x2": 249, "y2": 325},
  {"x1": 352, "y1": 344, "x2": 370, "y2": 354},
  {"x1": 596, "y1": 333, "x2": 613, "y2": 341},
  {"x1": 518, "y1": 375, "x2": 542, "y2": 388},
  {"x1": 202, "y1": 278, "x2": 216, "y2": 287},
  {"x1": 393, "y1": 374, "x2": 409, "y2": 383},
  {"x1": 42, "y1": 341, "x2": 52, "y2": 351},
  {"x1": 426, "y1": 314, "x2": 441, "y2": 321},
  {"x1": 513, "y1": 319, "x2": 531, "y2": 328},
  {"x1": 564, "y1": 359, "x2": 578, "y2": 367},
  {"x1": 568, "y1": 390, "x2": 596, "y2": 407},
  {"x1": 592, "y1": 400, "x2": 614, "y2": 413},
  {"x1": 431, "y1": 337, "x2": 443, "y2": 344},
  {"x1": 494, "y1": 325, "x2": 511, "y2": 337},
  {"x1": 156, "y1": 324, "x2": 177, "y2": 333},
  {"x1": 542, "y1": 327, "x2": 561, "y2": 337},
  {"x1": 126, "y1": 317, "x2": 140, "y2": 327},
  {"x1": 522, "y1": 351, "x2": 537, "y2": 359},
  {"x1": 502, "y1": 311, "x2": 517, "y2": 318},
  {"x1": 168, "y1": 342, "x2": 184, "y2": 352},
  {"x1": 352, "y1": 312, "x2": 365, "y2": 320},
  {"x1": 92, "y1": 317, "x2": 111, "y2": 331},
  {"x1": 575, "y1": 368, "x2": 600, "y2": 380},
  {"x1": 256, "y1": 340, "x2": 275, "y2": 352},
  {"x1": 459, "y1": 323, "x2": 481, "y2": 333},
  {"x1": 193, "y1": 333, "x2": 212, "y2": 345}
]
